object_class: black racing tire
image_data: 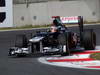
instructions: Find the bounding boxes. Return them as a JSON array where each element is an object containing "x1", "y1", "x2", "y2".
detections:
[
  {"x1": 83, "y1": 29, "x2": 96, "y2": 50},
  {"x1": 58, "y1": 33, "x2": 67, "y2": 45},
  {"x1": 15, "y1": 34, "x2": 28, "y2": 48},
  {"x1": 31, "y1": 42, "x2": 40, "y2": 53},
  {"x1": 58, "y1": 33, "x2": 69, "y2": 56}
]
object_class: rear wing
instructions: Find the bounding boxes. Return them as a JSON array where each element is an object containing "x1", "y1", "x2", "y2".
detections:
[
  {"x1": 52, "y1": 16, "x2": 83, "y2": 31},
  {"x1": 52, "y1": 16, "x2": 83, "y2": 24}
]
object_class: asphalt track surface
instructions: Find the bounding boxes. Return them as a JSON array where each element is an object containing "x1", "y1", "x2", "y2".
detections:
[{"x1": 0, "y1": 25, "x2": 100, "y2": 75}]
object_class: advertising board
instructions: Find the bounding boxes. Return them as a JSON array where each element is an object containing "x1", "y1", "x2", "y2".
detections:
[{"x1": 0, "y1": 0, "x2": 13, "y2": 27}]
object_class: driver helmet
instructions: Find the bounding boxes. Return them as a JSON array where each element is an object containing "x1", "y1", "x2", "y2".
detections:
[{"x1": 50, "y1": 26, "x2": 58, "y2": 32}]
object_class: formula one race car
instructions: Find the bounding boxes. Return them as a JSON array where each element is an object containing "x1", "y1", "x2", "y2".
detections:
[{"x1": 8, "y1": 16, "x2": 96, "y2": 56}]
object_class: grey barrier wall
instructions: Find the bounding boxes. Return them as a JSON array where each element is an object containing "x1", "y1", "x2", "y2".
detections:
[{"x1": 13, "y1": 0, "x2": 100, "y2": 27}]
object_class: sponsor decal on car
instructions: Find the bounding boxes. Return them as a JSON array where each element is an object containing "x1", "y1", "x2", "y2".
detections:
[{"x1": 60, "y1": 16, "x2": 79, "y2": 23}]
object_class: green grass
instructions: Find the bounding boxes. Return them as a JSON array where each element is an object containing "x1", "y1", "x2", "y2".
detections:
[
  {"x1": 84, "y1": 21, "x2": 100, "y2": 24},
  {"x1": 90, "y1": 53, "x2": 100, "y2": 60}
]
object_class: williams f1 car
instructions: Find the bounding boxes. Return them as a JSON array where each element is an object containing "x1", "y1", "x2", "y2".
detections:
[{"x1": 8, "y1": 16, "x2": 96, "y2": 56}]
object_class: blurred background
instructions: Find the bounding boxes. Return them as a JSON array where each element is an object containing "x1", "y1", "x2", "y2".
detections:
[{"x1": 12, "y1": 0, "x2": 100, "y2": 27}]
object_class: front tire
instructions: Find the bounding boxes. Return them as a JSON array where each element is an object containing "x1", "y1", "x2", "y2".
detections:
[{"x1": 58, "y1": 33, "x2": 69, "y2": 56}]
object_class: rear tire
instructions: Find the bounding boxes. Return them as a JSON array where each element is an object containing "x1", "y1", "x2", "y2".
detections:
[{"x1": 83, "y1": 29, "x2": 96, "y2": 50}]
